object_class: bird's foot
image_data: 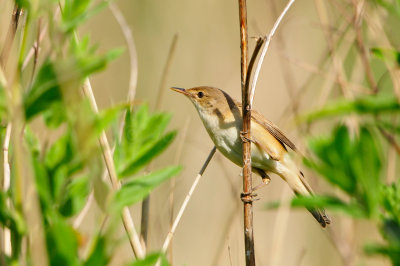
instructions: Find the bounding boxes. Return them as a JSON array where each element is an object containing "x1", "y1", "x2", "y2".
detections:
[
  {"x1": 240, "y1": 191, "x2": 260, "y2": 203},
  {"x1": 239, "y1": 131, "x2": 255, "y2": 143}
]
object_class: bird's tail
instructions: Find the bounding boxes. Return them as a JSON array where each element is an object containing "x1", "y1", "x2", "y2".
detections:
[{"x1": 279, "y1": 156, "x2": 331, "y2": 228}]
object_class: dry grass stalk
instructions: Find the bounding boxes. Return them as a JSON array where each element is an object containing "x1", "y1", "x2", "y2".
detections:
[
  {"x1": 82, "y1": 79, "x2": 145, "y2": 258},
  {"x1": 155, "y1": 146, "x2": 217, "y2": 266}
]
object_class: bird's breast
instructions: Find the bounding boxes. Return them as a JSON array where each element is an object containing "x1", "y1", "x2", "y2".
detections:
[
  {"x1": 197, "y1": 110, "x2": 244, "y2": 165},
  {"x1": 197, "y1": 108, "x2": 276, "y2": 171}
]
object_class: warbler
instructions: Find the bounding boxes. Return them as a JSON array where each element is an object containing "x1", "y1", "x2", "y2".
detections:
[{"x1": 171, "y1": 86, "x2": 331, "y2": 227}]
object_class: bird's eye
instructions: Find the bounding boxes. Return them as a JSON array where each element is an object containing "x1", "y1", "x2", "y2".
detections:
[{"x1": 197, "y1": 91, "x2": 204, "y2": 98}]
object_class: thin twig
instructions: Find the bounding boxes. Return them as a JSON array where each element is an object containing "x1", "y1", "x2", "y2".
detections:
[
  {"x1": 22, "y1": 6, "x2": 61, "y2": 72},
  {"x1": 351, "y1": 0, "x2": 378, "y2": 94},
  {"x1": 249, "y1": 0, "x2": 295, "y2": 105},
  {"x1": 0, "y1": 5, "x2": 22, "y2": 67},
  {"x1": 139, "y1": 34, "x2": 179, "y2": 247},
  {"x1": 109, "y1": 3, "x2": 138, "y2": 101},
  {"x1": 378, "y1": 126, "x2": 400, "y2": 155},
  {"x1": 1, "y1": 6, "x2": 22, "y2": 260},
  {"x1": 28, "y1": 18, "x2": 42, "y2": 88},
  {"x1": 155, "y1": 34, "x2": 179, "y2": 110},
  {"x1": 313, "y1": 0, "x2": 353, "y2": 100},
  {"x1": 269, "y1": 187, "x2": 291, "y2": 266},
  {"x1": 2, "y1": 124, "x2": 12, "y2": 257},
  {"x1": 22, "y1": 23, "x2": 48, "y2": 70},
  {"x1": 212, "y1": 155, "x2": 241, "y2": 266},
  {"x1": 160, "y1": 146, "x2": 216, "y2": 254},
  {"x1": 268, "y1": 0, "x2": 299, "y2": 116},
  {"x1": 73, "y1": 192, "x2": 93, "y2": 228},
  {"x1": 168, "y1": 117, "x2": 190, "y2": 263},
  {"x1": 71, "y1": 6, "x2": 144, "y2": 257}
]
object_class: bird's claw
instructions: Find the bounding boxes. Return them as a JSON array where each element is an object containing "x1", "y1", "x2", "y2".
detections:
[
  {"x1": 240, "y1": 192, "x2": 260, "y2": 203},
  {"x1": 240, "y1": 131, "x2": 255, "y2": 143}
]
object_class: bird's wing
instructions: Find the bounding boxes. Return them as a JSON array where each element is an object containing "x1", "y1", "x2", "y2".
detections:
[
  {"x1": 233, "y1": 98, "x2": 297, "y2": 152},
  {"x1": 251, "y1": 110, "x2": 297, "y2": 151}
]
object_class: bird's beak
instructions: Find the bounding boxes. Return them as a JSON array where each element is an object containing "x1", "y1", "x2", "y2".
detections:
[{"x1": 170, "y1": 87, "x2": 189, "y2": 96}]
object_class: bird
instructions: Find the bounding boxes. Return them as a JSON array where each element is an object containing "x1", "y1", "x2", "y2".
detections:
[{"x1": 171, "y1": 86, "x2": 331, "y2": 227}]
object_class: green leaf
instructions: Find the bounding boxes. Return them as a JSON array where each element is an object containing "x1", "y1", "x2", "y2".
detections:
[
  {"x1": 304, "y1": 126, "x2": 357, "y2": 194},
  {"x1": 59, "y1": 175, "x2": 90, "y2": 217},
  {"x1": 24, "y1": 60, "x2": 62, "y2": 121},
  {"x1": 46, "y1": 216, "x2": 79, "y2": 266},
  {"x1": 371, "y1": 47, "x2": 400, "y2": 67},
  {"x1": 93, "y1": 103, "x2": 127, "y2": 137},
  {"x1": 84, "y1": 236, "x2": 110, "y2": 266},
  {"x1": 299, "y1": 96, "x2": 400, "y2": 123},
  {"x1": 364, "y1": 242, "x2": 400, "y2": 266},
  {"x1": 0, "y1": 192, "x2": 26, "y2": 235},
  {"x1": 112, "y1": 166, "x2": 181, "y2": 211},
  {"x1": 43, "y1": 102, "x2": 67, "y2": 128},
  {"x1": 291, "y1": 195, "x2": 366, "y2": 218},
  {"x1": 305, "y1": 125, "x2": 383, "y2": 218},
  {"x1": 381, "y1": 181, "x2": 400, "y2": 224},
  {"x1": 119, "y1": 131, "x2": 177, "y2": 177},
  {"x1": 114, "y1": 105, "x2": 177, "y2": 178},
  {"x1": 62, "y1": 0, "x2": 108, "y2": 33},
  {"x1": 130, "y1": 253, "x2": 169, "y2": 266}
]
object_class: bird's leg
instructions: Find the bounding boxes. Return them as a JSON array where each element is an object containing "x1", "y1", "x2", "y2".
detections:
[
  {"x1": 240, "y1": 192, "x2": 259, "y2": 203},
  {"x1": 239, "y1": 130, "x2": 255, "y2": 143},
  {"x1": 240, "y1": 169, "x2": 270, "y2": 202},
  {"x1": 252, "y1": 169, "x2": 271, "y2": 192},
  {"x1": 252, "y1": 177, "x2": 270, "y2": 191}
]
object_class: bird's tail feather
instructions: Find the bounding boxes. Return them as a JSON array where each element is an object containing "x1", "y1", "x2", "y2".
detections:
[
  {"x1": 306, "y1": 205, "x2": 330, "y2": 228},
  {"x1": 280, "y1": 157, "x2": 331, "y2": 227},
  {"x1": 298, "y1": 171, "x2": 331, "y2": 228}
]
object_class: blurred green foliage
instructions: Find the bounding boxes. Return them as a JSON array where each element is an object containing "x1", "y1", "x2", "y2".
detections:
[
  {"x1": 0, "y1": 0, "x2": 179, "y2": 265},
  {"x1": 286, "y1": 1, "x2": 400, "y2": 265},
  {"x1": 296, "y1": 104, "x2": 400, "y2": 265}
]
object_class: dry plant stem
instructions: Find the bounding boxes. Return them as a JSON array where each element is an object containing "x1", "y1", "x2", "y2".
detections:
[
  {"x1": 75, "y1": 5, "x2": 143, "y2": 254},
  {"x1": 269, "y1": 187, "x2": 291, "y2": 266},
  {"x1": 140, "y1": 34, "x2": 179, "y2": 247},
  {"x1": 314, "y1": 0, "x2": 358, "y2": 136},
  {"x1": 6, "y1": 57, "x2": 49, "y2": 266},
  {"x1": 2, "y1": 124, "x2": 12, "y2": 257},
  {"x1": 249, "y1": 0, "x2": 295, "y2": 105},
  {"x1": 351, "y1": 0, "x2": 378, "y2": 94},
  {"x1": 168, "y1": 117, "x2": 190, "y2": 263},
  {"x1": 82, "y1": 80, "x2": 145, "y2": 258},
  {"x1": 155, "y1": 34, "x2": 179, "y2": 109},
  {"x1": 379, "y1": 127, "x2": 400, "y2": 155},
  {"x1": 160, "y1": 146, "x2": 217, "y2": 254},
  {"x1": 238, "y1": 0, "x2": 256, "y2": 265},
  {"x1": 0, "y1": 6, "x2": 23, "y2": 260},
  {"x1": 28, "y1": 18, "x2": 42, "y2": 87},
  {"x1": 109, "y1": 3, "x2": 138, "y2": 101},
  {"x1": 313, "y1": 0, "x2": 352, "y2": 100},
  {"x1": 0, "y1": 5, "x2": 22, "y2": 67},
  {"x1": 212, "y1": 155, "x2": 241, "y2": 266},
  {"x1": 22, "y1": 23, "x2": 48, "y2": 70},
  {"x1": 268, "y1": 0, "x2": 299, "y2": 116}
]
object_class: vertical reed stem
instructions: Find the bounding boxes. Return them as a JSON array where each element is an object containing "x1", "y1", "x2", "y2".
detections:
[{"x1": 238, "y1": 0, "x2": 255, "y2": 265}]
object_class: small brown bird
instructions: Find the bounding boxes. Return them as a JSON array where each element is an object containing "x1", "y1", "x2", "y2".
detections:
[{"x1": 171, "y1": 86, "x2": 331, "y2": 227}]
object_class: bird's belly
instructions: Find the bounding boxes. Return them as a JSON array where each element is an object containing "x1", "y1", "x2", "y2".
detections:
[{"x1": 207, "y1": 126, "x2": 275, "y2": 172}]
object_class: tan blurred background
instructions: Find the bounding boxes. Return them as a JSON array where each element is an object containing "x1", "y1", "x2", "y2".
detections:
[{"x1": 77, "y1": 0, "x2": 389, "y2": 265}]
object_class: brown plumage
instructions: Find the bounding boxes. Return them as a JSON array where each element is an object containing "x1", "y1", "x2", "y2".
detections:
[{"x1": 171, "y1": 86, "x2": 331, "y2": 227}]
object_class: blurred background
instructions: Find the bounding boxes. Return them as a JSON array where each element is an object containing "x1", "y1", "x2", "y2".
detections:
[
  {"x1": 80, "y1": 0, "x2": 392, "y2": 265},
  {"x1": 1, "y1": 0, "x2": 397, "y2": 265}
]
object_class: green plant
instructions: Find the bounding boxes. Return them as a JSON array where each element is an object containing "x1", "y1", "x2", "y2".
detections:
[{"x1": 0, "y1": 0, "x2": 180, "y2": 265}]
